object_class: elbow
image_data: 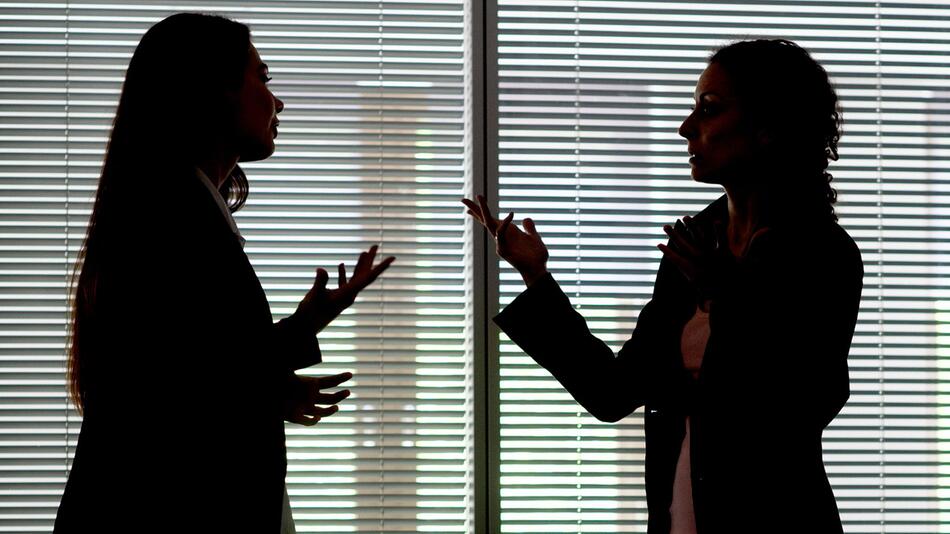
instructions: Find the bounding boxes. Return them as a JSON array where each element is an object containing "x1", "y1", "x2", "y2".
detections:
[
  {"x1": 582, "y1": 398, "x2": 637, "y2": 423},
  {"x1": 592, "y1": 410, "x2": 627, "y2": 424},
  {"x1": 569, "y1": 378, "x2": 642, "y2": 423}
]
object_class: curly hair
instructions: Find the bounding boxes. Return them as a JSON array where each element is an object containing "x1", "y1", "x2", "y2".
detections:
[{"x1": 710, "y1": 39, "x2": 841, "y2": 221}]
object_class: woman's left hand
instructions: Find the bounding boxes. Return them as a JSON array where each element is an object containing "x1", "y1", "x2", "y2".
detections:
[
  {"x1": 283, "y1": 372, "x2": 353, "y2": 426},
  {"x1": 657, "y1": 215, "x2": 724, "y2": 297}
]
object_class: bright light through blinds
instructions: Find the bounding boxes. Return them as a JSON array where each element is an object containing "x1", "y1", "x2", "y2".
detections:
[
  {"x1": 497, "y1": 1, "x2": 949, "y2": 533},
  {"x1": 0, "y1": 2, "x2": 469, "y2": 533}
]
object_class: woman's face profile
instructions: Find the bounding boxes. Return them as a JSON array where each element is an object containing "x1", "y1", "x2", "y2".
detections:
[
  {"x1": 233, "y1": 44, "x2": 284, "y2": 162},
  {"x1": 678, "y1": 62, "x2": 761, "y2": 186}
]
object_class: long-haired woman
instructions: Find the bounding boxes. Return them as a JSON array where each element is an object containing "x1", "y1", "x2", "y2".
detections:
[
  {"x1": 56, "y1": 13, "x2": 393, "y2": 532},
  {"x1": 465, "y1": 39, "x2": 863, "y2": 533}
]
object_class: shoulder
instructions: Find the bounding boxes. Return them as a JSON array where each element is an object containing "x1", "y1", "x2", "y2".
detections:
[
  {"x1": 754, "y1": 220, "x2": 860, "y2": 259},
  {"x1": 692, "y1": 194, "x2": 728, "y2": 225},
  {"x1": 745, "y1": 220, "x2": 864, "y2": 290}
]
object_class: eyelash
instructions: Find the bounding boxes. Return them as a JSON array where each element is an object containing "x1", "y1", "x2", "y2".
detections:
[{"x1": 262, "y1": 75, "x2": 272, "y2": 83}]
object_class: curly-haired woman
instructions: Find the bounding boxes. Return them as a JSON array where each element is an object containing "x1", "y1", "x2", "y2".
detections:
[{"x1": 465, "y1": 39, "x2": 863, "y2": 533}]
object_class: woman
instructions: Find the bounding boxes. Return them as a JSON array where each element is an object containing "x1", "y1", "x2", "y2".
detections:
[
  {"x1": 56, "y1": 13, "x2": 394, "y2": 532},
  {"x1": 465, "y1": 40, "x2": 863, "y2": 533}
]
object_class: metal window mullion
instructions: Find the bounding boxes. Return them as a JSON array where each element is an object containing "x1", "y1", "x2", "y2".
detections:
[{"x1": 467, "y1": 0, "x2": 500, "y2": 530}]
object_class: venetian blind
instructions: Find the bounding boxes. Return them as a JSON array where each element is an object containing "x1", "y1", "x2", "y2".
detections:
[
  {"x1": 0, "y1": 1, "x2": 470, "y2": 532},
  {"x1": 496, "y1": 1, "x2": 949, "y2": 532}
]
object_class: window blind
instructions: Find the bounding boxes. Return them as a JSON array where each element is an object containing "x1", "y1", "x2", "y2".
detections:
[
  {"x1": 496, "y1": 1, "x2": 949, "y2": 532},
  {"x1": 1, "y1": 0, "x2": 949, "y2": 533},
  {"x1": 0, "y1": 3, "x2": 72, "y2": 532},
  {"x1": 0, "y1": 2, "x2": 470, "y2": 532}
]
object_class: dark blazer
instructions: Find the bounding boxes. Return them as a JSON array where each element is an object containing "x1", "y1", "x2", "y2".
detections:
[
  {"x1": 495, "y1": 196, "x2": 863, "y2": 533},
  {"x1": 54, "y1": 169, "x2": 320, "y2": 533}
]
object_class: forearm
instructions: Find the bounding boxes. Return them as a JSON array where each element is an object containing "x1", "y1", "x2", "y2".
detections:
[
  {"x1": 273, "y1": 314, "x2": 322, "y2": 370},
  {"x1": 494, "y1": 273, "x2": 653, "y2": 422}
]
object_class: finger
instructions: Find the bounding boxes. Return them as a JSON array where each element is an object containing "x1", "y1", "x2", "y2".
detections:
[
  {"x1": 304, "y1": 404, "x2": 340, "y2": 418},
  {"x1": 312, "y1": 389, "x2": 351, "y2": 405},
  {"x1": 476, "y1": 195, "x2": 498, "y2": 235},
  {"x1": 682, "y1": 215, "x2": 694, "y2": 235},
  {"x1": 684, "y1": 215, "x2": 705, "y2": 243},
  {"x1": 363, "y1": 245, "x2": 379, "y2": 272},
  {"x1": 337, "y1": 263, "x2": 348, "y2": 287},
  {"x1": 358, "y1": 255, "x2": 396, "y2": 289},
  {"x1": 314, "y1": 267, "x2": 329, "y2": 289},
  {"x1": 372, "y1": 255, "x2": 396, "y2": 277},
  {"x1": 316, "y1": 372, "x2": 354, "y2": 389},
  {"x1": 462, "y1": 203, "x2": 489, "y2": 229},
  {"x1": 523, "y1": 217, "x2": 539, "y2": 236},
  {"x1": 289, "y1": 412, "x2": 321, "y2": 426},
  {"x1": 354, "y1": 245, "x2": 378, "y2": 274},
  {"x1": 462, "y1": 199, "x2": 485, "y2": 220},
  {"x1": 461, "y1": 197, "x2": 481, "y2": 214},
  {"x1": 657, "y1": 243, "x2": 695, "y2": 280},
  {"x1": 658, "y1": 242, "x2": 686, "y2": 268},
  {"x1": 287, "y1": 408, "x2": 321, "y2": 426},
  {"x1": 664, "y1": 223, "x2": 701, "y2": 258},
  {"x1": 497, "y1": 212, "x2": 514, "y2": 244},
  {"x1": 353, "y1": 250, "x2": 369, "y2": 276},
  {"x1": 673, "y1": 218, "x2": 688, "y2": 236}
]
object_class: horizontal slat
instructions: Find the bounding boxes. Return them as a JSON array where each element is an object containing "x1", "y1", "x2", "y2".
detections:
[
  {"x1": 0, "y1": 1, "x2": 471, "y2": 533},
  {"x1": 498, "y1": 1, "x2": 950, "y2": 532}
]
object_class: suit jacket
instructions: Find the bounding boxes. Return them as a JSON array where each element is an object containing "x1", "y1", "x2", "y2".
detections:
[
  {"x1": 55, "y1": 169, "x2": 321, "y2": 533},
  {"x1": 495, "y1": 196, "x2": 863, "y2": 533}
]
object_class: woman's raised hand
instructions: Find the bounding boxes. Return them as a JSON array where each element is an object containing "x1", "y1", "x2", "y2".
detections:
[
  {"x1": 462, "y1": 195, "x2": 549, "y2": 286},
  {"x1": 657, "y1": 215, "x2": 727, "y2": 301},
  {"x1": 295, "y1": 245, "x2": 395, "y2": 335}
]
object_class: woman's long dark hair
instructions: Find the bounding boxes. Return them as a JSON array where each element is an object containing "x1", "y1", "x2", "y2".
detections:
[
  {"x1": 710, "y1": 39, "x2": 842, "y2": 221},
  {"x1": 68, "y1": 13, "x2": 252, "y2": 412}
]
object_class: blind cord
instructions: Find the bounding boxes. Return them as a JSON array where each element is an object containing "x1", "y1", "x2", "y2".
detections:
[
  {"x1": 63, "y1": 0, "x2": 71, "y2": 479},
  {"x1": 874, "y1": 2, "x2": 885, "y2": 531},
  {"x1": 573, "y1": 0, "x2": 582, "y2": 529},
  {"x1": 377, "y1": 3, "x2": 386, "y2": 530}
]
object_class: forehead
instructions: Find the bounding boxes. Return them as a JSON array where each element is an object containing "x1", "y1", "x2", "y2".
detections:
[
  {"x1": 248, "y1": 44, "x2": 264, "y2": 68},
  {"x1": 694, "y1": 62, "x2": 735, "y2": 99}
]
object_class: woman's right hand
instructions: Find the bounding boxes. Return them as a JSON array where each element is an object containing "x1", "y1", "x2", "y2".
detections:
[
  {"x1": 462, "y1": 195, "x2": 549, "y2": 286},
  {"x1": 294, "y1": 245, "x2": 395, "y2": 335}
]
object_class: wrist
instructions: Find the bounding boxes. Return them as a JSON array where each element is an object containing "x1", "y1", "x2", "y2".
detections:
[{"x1": 521, "y1": 267, "x2": 548, "y2": 287}]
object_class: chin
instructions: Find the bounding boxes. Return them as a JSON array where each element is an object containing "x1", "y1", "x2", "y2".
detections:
[
  {"x1": 690, "y1": 169, "x2": 721, "y2": 185},
  {"x1": 238, "y1": 141, "x2": 276, "y2": 163}
]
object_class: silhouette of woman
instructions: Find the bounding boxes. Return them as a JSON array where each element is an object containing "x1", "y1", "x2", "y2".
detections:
[
  {"x1": 465, "y1": 39, "x2": 863, "y2": 533},
  {"x1": 56, "y1": 13, "x2": 394, "y2": 532}
]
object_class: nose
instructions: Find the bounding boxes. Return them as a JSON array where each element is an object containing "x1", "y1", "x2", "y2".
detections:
[
  {"x1": 678, "y1": 111, "x2": 695, "y2": 140},
  {"x1": 275, "y1": 96, "x2": 284, "y2": 114}
]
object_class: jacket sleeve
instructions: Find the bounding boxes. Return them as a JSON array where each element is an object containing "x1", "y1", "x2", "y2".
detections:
[
  {"x1": 704, "y1": 225, "x2": 864, "y2": 429},
  {"x1": 494, "y1": 270, "x2": 684, "y2": 423},
  {"x1": 273, "y1": 313, "x2": 322, "y2": 371}
]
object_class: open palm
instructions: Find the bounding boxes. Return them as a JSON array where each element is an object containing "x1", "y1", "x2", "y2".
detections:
[
  {"x1": 295, "y1": 245, "x2": 395, "y2": 335},
  {"x1": 462, "y1": 195, "x2": 549, "y2": 286}
]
